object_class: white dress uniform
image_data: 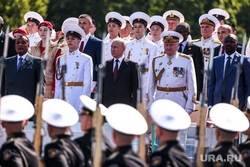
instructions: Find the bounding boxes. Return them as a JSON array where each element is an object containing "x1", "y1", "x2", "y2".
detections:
[
  {"x1": 154, "y1": 39, "x2": 164, "y2": 56},
  {"x1": 54, "y1": 49, "x2": 93, "y2": 113},
  {"x1": 27, "y1": 32, "x2": 41, "y2": 47},
  {"x1": 104, "y1": 36, "x2": 120, "y2": 60},
  {"x1": 124, "y1": 36, "x2": 158, "y2": 96},
  {"x1": 192, "y1": 37, "x2": 221, "y2": 70},
  {"x1": 147, "y1": 52, "x2": 197, "y2": 114},
  {"x1": 122, "y1": 36, "x2": 132, "y2": 43}
]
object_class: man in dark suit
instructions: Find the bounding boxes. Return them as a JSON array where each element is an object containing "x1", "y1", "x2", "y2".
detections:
[
  {"x1": 1, "y1": 35, "x2": 44, "y2": 105},
  {"x1": 103, "y1": 38, "x2": 139, "y2": 108},
  {"x1": 208, "y1": 34, "x2": 250, "y2": 111},
  {"x1": 78, "y1": 14, "x2": 102, "y2": 95},
  {"x1": 0, "y1": 16, "x2": 16, "y2": 57},
  {"x1": 175, "y1": 22, "x2": 204, "y2": 99}
]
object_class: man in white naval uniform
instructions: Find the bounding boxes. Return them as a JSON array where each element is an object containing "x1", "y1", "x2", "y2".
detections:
[
  {"x1": 124, "y1": 12, "x2": 158, "y2": 98},
  {"x1": 147, "y1": 31, "x2": 196, "y2": 115},
  {"x1": 104, "y1": 12, "x2": 126, "y2": 60},
  {"x1": 150, "y1": 15, "x2": 168, "y2": 56},
  {"x1": 192, "y1": 14, "x2": 221, "y2": 70},
  {"x1": 119, "y1": 16, "x2": 133, "y2": 43},
  {"x1": 24, "y1": 11, "x2": 43, "y2": 47},
  {"x1": 55, "y1": 24, "x2": 93, "y2": 113}
]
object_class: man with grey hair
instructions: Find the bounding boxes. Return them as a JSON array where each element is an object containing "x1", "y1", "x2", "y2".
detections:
[
  {"x1": 102, "y1": 38, "x2": 139, "y2": 108},
  {"x1": 0, "y1": 16, "x2": 16, "y2": 57}
]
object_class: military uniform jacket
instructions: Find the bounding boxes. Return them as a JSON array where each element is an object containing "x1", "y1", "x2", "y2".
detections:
[
  {"x1": 238, "y1": 138, "x2": 250, "y2": 166},
  {"x1": 54, "y1": 49, "x2": 93, "y2": 112},
  {"x1": 147, "y1": 52, "x2": 196, "y2": 112},
  {"x1": 103, "y1": 145, "x2": 146, "y2": 167},
  {"x1": 27, "y1": 32, "x2": 41, "y2": 47},
  {"x1": 149, "y1": 140, "x2": 191, "y2": 167},
  {"x1": 124, "y1": 36, "x2": 158, "y2": 96},
  {"x1": 104, "y1": 36, "x2": 120, "y2": 60},
  {"x1": 192, "y1": 37, "x2": 221, "y2": 70},
  {"x1": 154, "y1": 39, "x2": 164, "y2": 57},
  {"x1": 44, "y1": 134, "x2": 85, "y2": 167},
  {"x1": 0, "y1": 132, "x2": 38, "y2": 167},
  {"x1": 205, "y1": 141, "x2": 246, "y2": 167}
]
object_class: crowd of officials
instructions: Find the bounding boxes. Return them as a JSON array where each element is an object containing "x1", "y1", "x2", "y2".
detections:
[{"x1": 0, "y1": 7, "x2": 250, "y2": 167}]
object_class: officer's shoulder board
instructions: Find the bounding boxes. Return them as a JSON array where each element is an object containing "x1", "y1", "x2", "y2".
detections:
[
  {"x1": 179, "y1": 53, "x2": 191, "y2": 59},
  {"x1": 213, "y1": 39, "x2": 221, "y2": 44},
  {"x1": 80, "y1": 52, "x2": 90, "y2": 58},
  {"x1": 190, "y1": 39, "x2": 201, "y2": 43},
  {"x1": 153, "y1": 54, "x2": 165, "y2": 60},
  {"x1": 107, "y1": 151, "x2": 119, "y2": 160}
]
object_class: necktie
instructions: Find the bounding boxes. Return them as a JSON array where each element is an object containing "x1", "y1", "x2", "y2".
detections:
[
  {"x1": 221, "y1": 46, "x2": 225, "y2": 54},
  {"x1": 178, "y1": 43, "x2": 183, "y2": 53},
  {"x1": 17, "y1": 57, "x2": 23, "y2": 71},
  {"x1": 222, "y1": 56, "x2": 231, "y2": 97},
  {"x1": 79, "y1": 41, "x2": 84, "y2": 52},
  {"x1": 113, "y1": 59, "x2": 119, "y2": 81}
]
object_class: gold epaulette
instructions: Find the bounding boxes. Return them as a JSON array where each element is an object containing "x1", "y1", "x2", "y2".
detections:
[
  {"x1": 80, "y1": 52, "x2": 89, "y2": 57},
  {"x1": 153, "y1": 54, "x2": 165, "y2": 60},
  {"x1": 213, "y1": 39, "x2": 221, "y2": 44},
  {"x1": 191, "y1": 39, "x2": 201, "y2": 43},
  {"x1": 179, "y1": 53, "x2": 191, "y2": 59}
]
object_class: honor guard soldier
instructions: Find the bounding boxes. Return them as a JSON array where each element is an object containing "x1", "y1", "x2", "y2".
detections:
[
  {"x1": 24, "y1": 11, "x2": 44, "y2": 47},
  {"x1": 238, "y1": 97, "x2": 250, "y2": 166},
  {"x1": 0, "y1": 95, "x2": 39, "y2": 167},
  {"x1": 103, "y1": 104, "x2": 147, "y2": 167},
  {"x1": 54, "y1": 24, "x2": 93, "y2": 113},
  {"x1": 124, "y1": 11, "x2": 157, "y2": 98},
  {"x1": 74, "y1": 95, "x2": 113, "y2": 167},
  {"x1": 147, "y1": 31, "x2": 196, "y2": 114},
  {"x1": 119, "y1": 16, "x2": 133, "y2": 42},
  {"x1": 149, "y1": 99, "x2": 192, "y2": 167},
  {"x1": 150, "y1": 15, "x2": 168, "y2": 56},
  {"x1": 42, "y1": 99, "x2": 85, "y2": 167},
  {"x1": 192, "y1": 14, "x2": 221, "y2": 70},
  {"x1": 205, "y1": 103, "x2": 248, "y2": 167},
  {"x1": 104, "y1": 12, "x2": 126, "y2": 60}
]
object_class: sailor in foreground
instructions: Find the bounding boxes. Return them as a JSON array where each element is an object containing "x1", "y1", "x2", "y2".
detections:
[
  {"x1": 74, "y1": 95, "x2": 113, "y2": 167},
  {"x1": 205, "y1": 103, "x2": 248, "y2": 167},
  {"x1": 124, "y1": 11, "x2": 157, "y2": 99},
  {"x1": 103, "y1": 104, "x2": 147, "y2": 167},
  {"x1": 104, "y1": 12, "x2": 126, "y2": 60},
  {"x1": 24, "y1": 11, "x2": 44, "y2": 47},
  {"x1": 54, "y1": 24, "x2": 93, "y2": 112},
  {"x1": 149, "y1": 99, "x2": 192, "y2": 167},
  {"x1": 238, "y1": 97, "x2": 250, "y2": 166},
  {"x1": 147, "y1": 31, "x2": 196, "y2": 115},
  {"x1": 192, "y1": 14, "x2": 221, "y2": 70},
  {"x1": 0, "y1": 95, "x2": 38, "y2": 167},
  {"x1": 42, "y1": 99, "x2": 85, "y2": 167}
]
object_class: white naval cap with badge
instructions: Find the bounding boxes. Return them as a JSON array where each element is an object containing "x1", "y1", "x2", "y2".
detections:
[
  {"x1": 106, "y1": 104, "x2": 148, "y2": 135},
  {"x1": 210, "y1": 103, "x2": 249, "y2": 132},
  {"x1": 61, "y1": 17, "x2": 79, "y2": 32},
  {"x1": 0, "y1": 95, "x2": 34, "y2": 122},
  {"x1": 105, "y1": 12, "x2": 126, "y2": 29},
  {"x1": 151, "y1": 99, "x2": 191, "y2": 131},
  {"x1": 160, "y1": 31, "x2": 183, "y2": 43},
  {"x1": 129, "y1": 11, "x2": 152, "y2": 29},
  {"x1": 63, "y1": 24, "x2": 86, "y2": 41},
  {"x1": 162, "y1": 10, "x2": 185, "y2": 23},
  {"x1": 199, "y1": 14, "x2": 221, "y2": 30},
  {"x1": 150, "y1": 15, "x2": 169, "y2": 31},
  {"x1": 24, "y1": 11, "x2": 44, "y2": 25},
  {"x1": 42, "y1": 99, "x2": 79, "y2": 127},
  {"x1": 208, "y1": 8, "x2": 230, "y2": 21},
  {"x1": 79, "y1": 95, "x2": 108, "y2": 116}
]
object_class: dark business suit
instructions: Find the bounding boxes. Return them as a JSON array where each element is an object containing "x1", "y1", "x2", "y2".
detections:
[
  {"x1": 207, "y1": 52, "x2": 250, "y2": 110},
  {"x1": 0, "y1": 33, "x2": 16, "y2": 57},
  {"x1": 1, "y1": 54, "x2": 44, "y2": 105},
  {"x1": 214, "y1": 43, "x2": 246, "y2": 57},
  {"x1": 82, "y1": 35, "x2": 102, "y2": 82},
  {"x1": 102, "y1": 58, "x2": 139, "y2": 108},
  {"x1": 182, "y1": 41, "x2": 204, "y2": 96}
]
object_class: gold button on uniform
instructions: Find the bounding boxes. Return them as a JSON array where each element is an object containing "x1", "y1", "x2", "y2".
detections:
[{"x1": 166, "y1": 93, "x2": 168, "y2": 95}]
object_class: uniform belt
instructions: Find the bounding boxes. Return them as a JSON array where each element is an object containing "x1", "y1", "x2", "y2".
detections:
[
  {"x1": 65, "y1": 82, "x2": 84, "y2": 86},
  {"x1": 156, "y1": 86, "x2": 187, "y2": 92},
  {"x1": 139, "y1": 68, "x2": 149, "y2": 72}
]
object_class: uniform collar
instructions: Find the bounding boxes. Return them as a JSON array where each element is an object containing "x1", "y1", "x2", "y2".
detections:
[
  {"x1": 201, "y1": 36, "x2": 213, "y2": 43},
  {"x1": 109, "y1": 36, "x2": 119, "y2": 42},
  {"x1": 215, "y1": 141, "x2": 233, "y2": 148},
  {"x1": 135, "y1": 36, "x2": 145, "y2": 43},
  {"x1": 68, "y1": 49, "x2": 80, "y2": 55},
  {"x1": 154, "y1": 39, "x2": 162, "y2": 44},
  {"x1": 7, "y1": 132, "x2": 25, "y2": 140},
  {"x1": 28, "y1": 32, "x2": 39, "y2": 37},
  {"x1": 117, "y1": 145, "x2": 132, "y2": 152}
]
